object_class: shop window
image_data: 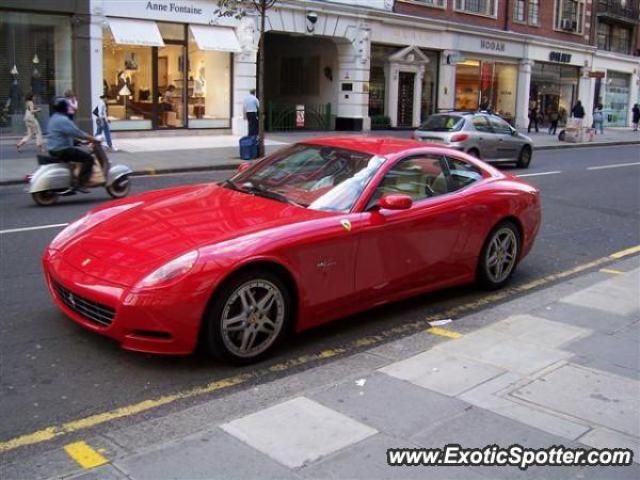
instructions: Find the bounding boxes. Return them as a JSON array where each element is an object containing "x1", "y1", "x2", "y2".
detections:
[
  {"x1": 455, "y1": 60, "x2": 517, "y2": 124},
  {"x1": 554, "y1": 0, "x2": 585, "y2": 34},
  {"x1": 103, "y1": 29, "x2": 153, "y2": 130},
  {"x1": 187, "y1": 36, "x2": 231, "y2": 128},
  {"x1": 603, "y1": 72, "x2": 630, "y2": 126},
  {"x1": 454, "y1": 0, "x2": 497, "y2": 17},
  {"x1": 280, "y1": 57, "x2": 320, "y2": 96},
  {"x1": 0, "y1": 12, "x2": 72, "y2": 134}
]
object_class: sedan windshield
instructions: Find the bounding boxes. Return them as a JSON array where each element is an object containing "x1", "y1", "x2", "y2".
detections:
[
  {"x1": 419, "y1": 115, "x2": 464, "y2": 132},
  {"x1": 227, "y1": 144, "x2": 386, "y2": 212}
]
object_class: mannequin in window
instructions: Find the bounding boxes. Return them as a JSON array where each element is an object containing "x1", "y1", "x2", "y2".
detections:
[{"x1": 194, "y1": 65, "x2": 206, "y2": 97}]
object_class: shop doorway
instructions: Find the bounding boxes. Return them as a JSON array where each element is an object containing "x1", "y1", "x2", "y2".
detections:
[
  {"x1": 155, "y1": 43, "x2": 186, "y2": 128},
  {"x1": 530, "y1": 63, "x2": 579, "y2": 127},
  {"x1": 397, "y1": 72, "x2": 415, "y2": 127}
]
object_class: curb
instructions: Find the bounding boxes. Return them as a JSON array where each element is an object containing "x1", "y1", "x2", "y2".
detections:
[{"x1": 1, "y1": 140, "x2": 638, "y2": 187}]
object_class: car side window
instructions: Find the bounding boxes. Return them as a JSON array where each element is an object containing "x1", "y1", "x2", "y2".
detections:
[
  {"x1": 374, "y1": 155, "x2": 448, "y2": 203},
  {"x1": 472, "y1": 115, "x2": 492, "y2": 133},
  {"x1": 445, "y1": 157, "x2": 484, "y2": 192},
  {"x1": 488, "y1": 116, "x2": 512, "y2": 135}
]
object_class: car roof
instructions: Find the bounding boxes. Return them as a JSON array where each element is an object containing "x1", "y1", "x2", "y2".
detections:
[{"x1": 300, "y1": 136, "x2": 424, "y2": 156}]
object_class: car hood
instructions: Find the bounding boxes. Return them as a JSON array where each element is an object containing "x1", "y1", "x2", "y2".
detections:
[{"x1": 54, "y1": 183, "x2": 329, "y2": 286}]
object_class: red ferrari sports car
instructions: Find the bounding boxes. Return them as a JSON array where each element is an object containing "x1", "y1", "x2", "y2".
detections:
[{"x1": 43, "y1": 137, "x2": 540, "y2": 363}]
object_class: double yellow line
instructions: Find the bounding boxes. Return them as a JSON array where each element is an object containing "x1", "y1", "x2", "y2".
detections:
[{"x1": 1, "y1": 245, "x2": 638, "y2": 455}]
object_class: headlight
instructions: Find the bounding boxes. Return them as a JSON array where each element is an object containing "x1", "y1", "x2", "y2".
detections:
[
  {"x1": 50, "y1": 216, "x2": 92, "y2": 249},
  {"x1": 135, "y1": 251, "x2": 199, "y2": 289}
]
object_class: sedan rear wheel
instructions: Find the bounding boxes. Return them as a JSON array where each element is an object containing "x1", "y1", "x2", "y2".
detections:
[
  {"x1": 477, "y1": 221, "x2": 520, "y2": 290},
  {"x1": 205, "y1": 270, "x2": 291, "y2": 364},
  {"x1": 516, "y1": 146, "x2": 532, "y2": 168}
]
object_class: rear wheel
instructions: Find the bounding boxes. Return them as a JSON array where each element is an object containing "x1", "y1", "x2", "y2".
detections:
[
  {"x1": 477, "y1": 221, "x2": 521, "y2": 290},
  {"x1": 106, "y1": 175, "x2": 130, "y2": 198},
  {"x1": 516, "y1": 146, "x2": 532, "y2": 168},
  {"x1": 204, "y1": 269, "x2": 291, "y2": 364},
  {"x1": 467, "y1": 148, "x2": 480, "y2": 159},
  {"x1": 31, "y1": 191, "x2": 59, "y2": 206}
]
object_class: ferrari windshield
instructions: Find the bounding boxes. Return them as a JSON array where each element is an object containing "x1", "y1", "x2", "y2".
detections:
[{"x1": 227, "y1": 144, "x2": 387, "y2": 212}]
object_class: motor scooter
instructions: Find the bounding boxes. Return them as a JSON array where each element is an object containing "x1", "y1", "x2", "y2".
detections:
[{"x1": 28, "y1": 138, "x2": 132, "y2": 206}]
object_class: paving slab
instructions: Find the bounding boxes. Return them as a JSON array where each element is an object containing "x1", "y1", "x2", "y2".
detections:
[
  {"x1": 533, "y1": 302, "x2": 637, "y2": 334},
  {"x1": 220, "y1": 396, "x2": 377, "y2": 468},
  {"x1": 298, "y1": 433, "x2": 488, "y2": 480},
  {"x1": 485, "y1": 314, "x2": 591, "y2": 348},
  {"x1": 566, "y1": 332, "x2": 640, "y2": 374},
  {"x1": 458, "y1": 372, "x2": 591, "y2": 440},
  {"x1": 66, "y1": 464, "x2": 129, "y2": 480},
  {"x1": 118, "y1": 429, "x2": 299, "y2": 480},
  {"x1": 312, "y1": 372, "x2": 470, "y2": 437},
  {"x1": 580, "y1": 427, "x2": 640, "y2": 465},
  {"x1": 560, "y1": 275, "x2": 640, "y2": 317},
  {"x1": 378, "y1": 348, "x2": 504, "y2": 397},
  {"x1": 511, "y1": 364, "x2": 640, "y2": 437}
]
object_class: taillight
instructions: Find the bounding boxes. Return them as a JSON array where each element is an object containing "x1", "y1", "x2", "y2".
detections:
[{"x1": 450, "y1": 134, "x2": 469, "y2": 142}]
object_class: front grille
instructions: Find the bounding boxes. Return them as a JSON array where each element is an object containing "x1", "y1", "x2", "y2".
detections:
[{"x1": 53, "y1": 280, "x2": 115, "y2": 327}]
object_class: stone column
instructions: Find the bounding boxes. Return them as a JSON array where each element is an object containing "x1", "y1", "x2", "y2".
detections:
[
  {"x1": 386, "y1": 63, "x2": 399, "y2": 127},
  {"x1": 72, "y1": 12, "x2": 104, "y2": 132},
  {"x1": 437, "y1": 50, "x2": 457, "y2": 112},
  {"x1": 579, "y1": 67, "x2": 596, "y2": 128},
  {"x1": 516, "y1": 59, "x2": 534, "y2": 129},
  {"x1": 232, "y1": 17, "x2": 258, "y2": 136},
  {"x1": 413, "y1": 65, "x2": 424, "y2": 127}
]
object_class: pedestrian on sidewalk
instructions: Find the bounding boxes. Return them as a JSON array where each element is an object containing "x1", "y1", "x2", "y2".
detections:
[
  {"x1": 571, "y1": 101, "x2": 585, "y2": 126},
  {"x1": 528, "y1": 101, "x2": 539, "y2": 133},
  {"x1": 243, "y1": 89, "x2": 259, "y2": 137},
  {"x1": 592, "y1": 104, "x2": 604, "y2": 135},
  {"x1": 64, "y1": 89, "x2": 78, "y2": 121},
  {"x1": 632, "y1": 104, "x2": 640, "y2": 132},
  {"x1": 94, "y1": 94, "x2": 117, "y2": 151},
  {"x1": 16, "y1": 92, "x2": 44, "y2": 153},
  {"x1": 548, "y1": 108, "x2": 559, "y2": 135}
]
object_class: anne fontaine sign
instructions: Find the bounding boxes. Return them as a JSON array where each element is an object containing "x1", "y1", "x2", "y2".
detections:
[{"x1": 146, "y1": 1, "x2": 203, "y2": 15}]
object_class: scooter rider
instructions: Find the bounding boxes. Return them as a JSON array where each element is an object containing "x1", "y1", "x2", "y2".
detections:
[{"x1": 47, "y1": 98, "x2": 98, "y2": 192}]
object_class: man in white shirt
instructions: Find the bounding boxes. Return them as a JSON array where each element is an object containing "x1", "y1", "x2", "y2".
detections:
[
  {"x1": 94, "y1": 94, "x2": 117, "y2": 151},
  {"x1": 243, "y1": 89, "x2": 260, "y2": 136}
]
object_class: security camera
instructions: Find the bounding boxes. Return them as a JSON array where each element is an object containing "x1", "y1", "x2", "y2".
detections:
[{"x1": 306, "y1": 12, "x2": 318, "y2": 24}]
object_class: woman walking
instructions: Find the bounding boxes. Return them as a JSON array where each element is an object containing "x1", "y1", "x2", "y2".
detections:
[
  {"x1": 94, "y1": 94, "x2": 117, "y2": 151},
  {"x1": 64, "y1": 89, "x2": 78, "y2": 120},
  {"x1": 16, "y1": 92, "x2": 44, "y2": 152}
]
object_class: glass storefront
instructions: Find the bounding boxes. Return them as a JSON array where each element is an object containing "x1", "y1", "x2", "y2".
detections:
[
  {"x1": 103, "y1": 20, "x2": 232, "y2": 131},
  {"x1": 529, "y1": 63, "x2": 579, "y2": 127},
  {"x1": 455, "y1": 59, "x2": 517, "y2": 124},
  {"x1": 0, "y1": 12, "x2": 72, "y2": 134},
  {"x1": 602, "y1": 71, "x2": 630, "y2": 127}
]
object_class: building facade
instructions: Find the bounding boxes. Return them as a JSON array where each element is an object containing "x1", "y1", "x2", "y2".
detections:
[{"x1": 1, "y1": 0, "x2": 638, "y2": 137}]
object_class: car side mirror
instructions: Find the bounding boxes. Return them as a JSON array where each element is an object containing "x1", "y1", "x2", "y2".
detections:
[
  {"x1": 510, "y1": 127, "x2": 518, "y2": 136},
  {"x1": 237, "y1": 162, "x2": 252, "y2": 174},
  {"x1": 378, "y1": 194, "x2": 412, "y2": 210}
]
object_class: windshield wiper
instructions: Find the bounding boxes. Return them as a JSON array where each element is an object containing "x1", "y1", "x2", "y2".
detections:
[
  {"x1": 221, "y1": 178, "x2": 244, "y2": 192},
  {"x1": 243, "y1": 183, "x2": 305, "y2": 208}
]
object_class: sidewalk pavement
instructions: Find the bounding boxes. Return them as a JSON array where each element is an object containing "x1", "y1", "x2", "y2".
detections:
[
  {"x1": 1, "y1": 127, "x2": 638, "y2": 186},
  {"x1": 4, "y1": 255, "x2": 637, "y2": 480}
]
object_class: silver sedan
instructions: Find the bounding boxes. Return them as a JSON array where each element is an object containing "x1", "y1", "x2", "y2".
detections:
[{"x1": 413, "y1": 112, "x2": 534, "y2": 168}]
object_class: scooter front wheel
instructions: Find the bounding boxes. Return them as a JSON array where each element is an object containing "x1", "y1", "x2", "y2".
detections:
[
  {"x1": 32, "y1": 191, "x2": 59, "y2": 206},
  {"x1": 106, "y1": 175, "x2": 130, "y2": 199}
]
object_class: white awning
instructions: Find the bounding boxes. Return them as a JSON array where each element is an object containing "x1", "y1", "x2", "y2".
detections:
[
  {"x1": 189, "y1": 25, "x2": 241, "y2": 53},
  {"x1": 107, "y1": 18, "x2": 165, "y2": 47}
]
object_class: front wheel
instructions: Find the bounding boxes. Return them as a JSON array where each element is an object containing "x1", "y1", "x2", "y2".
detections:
[
  {"x1": 516, "y1": 146, "x2": 532, "y2": 168},
  {"x1": 477, "y1": 221, "x2": 521, "y2": 290},
  {"x1": 204, "y1": 270, "x2": 291, "y2": 364},
  {"x1": 31, "y1": 191, "x2": 59, "y2": 206},
  {"x1": 106, "y1": 175, "x2": 130, "y2": 198}
]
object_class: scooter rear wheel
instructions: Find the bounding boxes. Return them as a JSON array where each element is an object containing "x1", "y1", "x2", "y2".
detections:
[
  {"x1": 106, "y1": 176, "x2": 130, "y2": 199},
  {"x1": 32, "y1": 191, "x2": 59, "y2": 206}
]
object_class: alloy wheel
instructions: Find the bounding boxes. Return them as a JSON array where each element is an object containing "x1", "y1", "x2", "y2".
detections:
[
  {"x1": 220, "y1": 279, "x2": 285, "y2": 359},
  {"x1": 485, "y1": 227, "x2": 518, "y2": 284}
]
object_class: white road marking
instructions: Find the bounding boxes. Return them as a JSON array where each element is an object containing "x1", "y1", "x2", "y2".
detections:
[
  {"x1": 586, "y1": 162, "x2": 640, "y2": 171},
  {"x1": 0, "y1": 223, "x2": 68, "y2": 235},
  {"x1": 517, "y1": 171, "x2": 562, "y2": 177}
]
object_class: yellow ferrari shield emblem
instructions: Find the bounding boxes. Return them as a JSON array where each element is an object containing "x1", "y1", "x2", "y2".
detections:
[{"x1": 340, "y1": 219, "x2": 352, "y2": 232}]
